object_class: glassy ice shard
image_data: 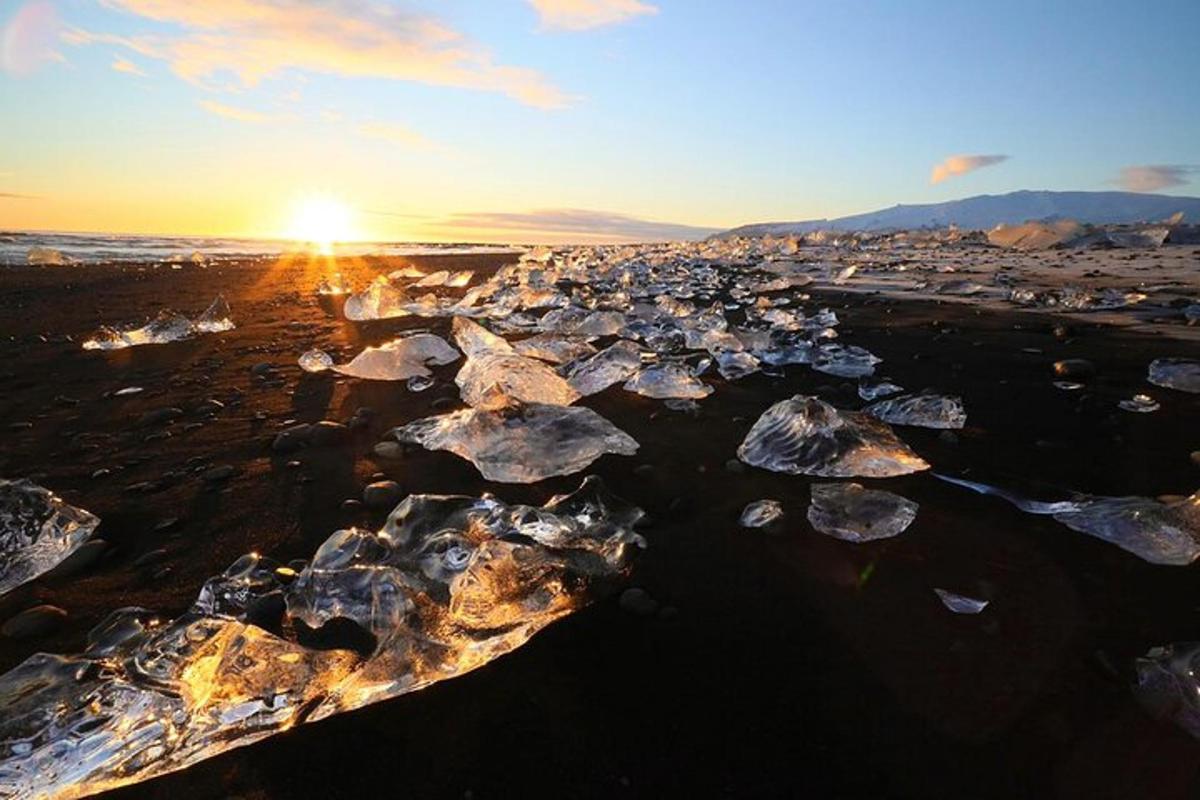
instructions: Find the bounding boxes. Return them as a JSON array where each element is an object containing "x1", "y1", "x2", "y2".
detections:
[
  {"x1": 193, "y1": 295, "x2": 235, "y2": 333},
  {"x1": 391, "y1": 403, "x2": 638, "y2": 483},
  {"x1": 298, "y1": 348, "x2": 334, "y2": 373},
  {"x1": 937, "y1": 474, "x2": 1200, "y2": 565},
  {"x1": 0, "y1": 478, "x2": 642, "y2": 798},
  {"x1": 1134, "y1": 643, "x2": 1200, "y2": 739},
  {"x1": 865, "y1": 393, "x2": 967, "y2": 429},
  {"x1": 623, "y1": 363, "x2": 713, "y2": 400},
  {"x1": 452, "y1": 318, "x2": 580, "y2": 409},
  {"x1": 1148, "y1": 358, "x2": 1200, "y2": 394},
  {"x1": 316, "y1": 274, "x2": 351, "y2": 295},
  {"x1": 715, "y1": 351, "x2": 761, "y2": 381},
  {"x1": 334, "y1": 335, "x2": 460, "y2": 381},
  {"x1": 738, "y1": 396, "x2": 929, "y2": 477},
  {"x1": 933, "y1": 588, "x2": 989, "y2": 614},
  {"x1": 82, "y1": 296, "x2": 234, "y2": 350},
  {"x1": 812, "y1": 344, "x2": 881, "y2": 378},
  {"x1": 806, "y1": 482, "x2": 918, "y2": 542},
  {"x1": 858, "y1": 379, "x2": 904, "y2": 401},
  {"x1": 739, "y1": 499, "x2": 783, "y2": 528},
  {"x1": 0, "y1": 480, "x2": 100, "y2": 596},
  {"x1": 513, "y1": 333, "x2": 598, "y2": 365},
  {"x1": 565, "y1": 341, "x2": 644, "y2": 396},
  {"x1": 343, "y1": 277, "x2": 411, "y2": 321}
]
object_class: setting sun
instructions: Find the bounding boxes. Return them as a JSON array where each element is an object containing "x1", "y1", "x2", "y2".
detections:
[{"x1": 284, "y1": 194, "x2": 356, "y2": 252}]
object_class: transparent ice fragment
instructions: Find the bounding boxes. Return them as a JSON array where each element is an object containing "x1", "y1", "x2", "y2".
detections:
[
  {"x1": 27, "y1": 247, "x2": 71, "y2": 266},
  {"x1": 316, "y1": 274, "x2": 351, "y2": 295},
  {"x1": 812, "y1": 344, "x2": 881, "y2": 378},
  {"x1": 564, "y1": 340, "x2": 643, "y2": 396},
  {"x1": 0, "y1": 478, "x2": 641, "y2": 798},
  {"x1": 933, "y1": 588, "x2": 989, "y2": 614},
  {"x1": 806, "y1": 482, "x2": 918, "y2": 542},
  {"x1": 452, "y1": 318, "x2": 580, "y2": 410},
  {"x1": 1148, "y1": 358, "x2": 1200, "y2": 394},
  {"x1": 738, "y1": 396, "x2": 929, "y2": 478},
  {"x1": 865, "y1": 393, "x2": 966, "y2": 429},
  {"x1": 334, "y1": 335, "x2": 459, "y2": 381},
  {"x1": 391, "y1": 403, "x2": 638, "y2": 483},
  {"x1": 1118, "y1": 394, "x2": 1159, "y2": 413},
  {"x1": 343, "y1": 277, "x2": 411, "y2": 320},
  {"x1": 0, "y1": 480, "x2": 100, "y2": 596},
  {"x1": 739, "y1": 499, "x2": 783, "y2": 528},
  {"x1": 715, "y1": 350, "x2": 761, "y2": 381},
  {"x1": 298, "y1": 349, "x2": 333, "y2": 373},
  {"x1": 1134, "y1": 643, "x2": 1200, "y2": 739},
  {"x1": 513, "y1": 333, "x2": 598, "y2": 365},
  {"x1": 858, "y1": 379, "x2": 904, "y2": 401},
  {"x1": 82, "y1": 296, "x2": 234, "y2": 350},
  {"x1": 193, "y1": 295, "x2": 235, "y2": 333},
  {"x1": 624, "y1": 363, "x2": 712, "y2": 400}
]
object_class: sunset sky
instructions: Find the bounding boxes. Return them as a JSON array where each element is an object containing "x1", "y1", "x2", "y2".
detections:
[{"x1": 1, "y1": 0, "x2": 1198, "y2": 243}]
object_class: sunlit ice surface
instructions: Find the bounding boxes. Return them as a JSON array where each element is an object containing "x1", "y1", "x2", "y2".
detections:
[{"x1": 284, "y1": 194, "x2": 358, "y2": 255}]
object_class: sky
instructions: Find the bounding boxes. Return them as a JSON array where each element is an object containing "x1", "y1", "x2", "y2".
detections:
[{"x1": 1, "y1": 0, "x2": 1198, "y2": 243}]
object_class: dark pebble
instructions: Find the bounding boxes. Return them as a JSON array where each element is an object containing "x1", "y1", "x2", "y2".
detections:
[
  {"x1": 619, "y1": 588, "x2": 658, "y2": 616},
  {"x1": 133, "y1": 548, "x2": 169, "y2": 568},
  {"x1": 136, "y1": 407, "x2": 184, "y2": 427},
  {"x1": 724, "y1": 458, "x2": 745, "y2": 474},
  {"x1": 2, "y1": 605, "x2": 68, "y2": 639},
  {"x1": 308, "y1": 420, "x2": 350, "y2": 447},
  {"x1": 49, "y1": 539, "x2": 109, "y2": 578},
  {"x1": 202, "y1": 464, "x2": 237, "y2": 483},
  {"x1": 1052, "y1": 359, "x2": 1095, "y2": 379},
  {"x1": 363, "y1": 480, "x2": 403, "y2": 509},
  {"x1": 272, "y1": 423, "x2": 312, "y2": 452}
]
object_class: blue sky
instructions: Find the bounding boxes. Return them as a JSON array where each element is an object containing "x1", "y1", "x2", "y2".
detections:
[{"x1": 1, "y1": 0, "x2": 1197, "y2": 241}]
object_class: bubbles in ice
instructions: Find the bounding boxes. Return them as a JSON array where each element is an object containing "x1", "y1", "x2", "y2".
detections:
[
  {"x1": 0, "y1": 478, "x2": 642, "y2": 798},
  {"x1": 933, "y1": 588, "x2": 989, "y2": 614},
  {"x1": 624, "y1": 362, "x2": 713, "y2": 400},
  {"x1": 1148, "y1": 358, "x2": 1200, "y2": 394},
  {"x1": 738, "y1": 396, "x2": 929, "y2": 478},
  {"x1": 0, "y1": 480, "x2": 100, "y2": 596},
  {"x1": 82, "y1": 296, "x2": 234, "y2": 350},
  {"x1": 739, "y1": 499, "x2": 784, "y2": 528},
  {"x1": 391, "y1": 403, "x2": 638, "y2": 483},
  {"x1": 806, "y1": 482, "x2": 919, "y2": 542},
  {"x1": 298, "y1": 349, "x2": 334, "y2": 373},
  {"x1": 334, "y1": 334, "x2": 460, "y2": 381},
  {"x1": 865, "y1": 393, "x2": 967, "y2": 429}
]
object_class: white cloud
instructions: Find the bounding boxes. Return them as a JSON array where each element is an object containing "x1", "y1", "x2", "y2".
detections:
[
  {"x1": 69, "y1": 0, "x2": 569, "y2": 108},
  {"x1": 1114, "y1": 165, "x2": 1197, "y2": 192},
  {"x1": 111, "y1": 54, "x2": 146, "y2": 76},
  {"x1": 529, "y1": 0, "x2": 658, "y2": 30},
  {"x1": 198, "y1": 99, "x2": 274, "y2": 124},
  {"x1": 930, "y1": 154, "x2": 1009, "y2": 184}
]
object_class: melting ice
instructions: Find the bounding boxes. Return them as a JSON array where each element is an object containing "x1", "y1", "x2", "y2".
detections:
[{"x1": 0, "y1": 480, "x2": 100, "y2": 596}]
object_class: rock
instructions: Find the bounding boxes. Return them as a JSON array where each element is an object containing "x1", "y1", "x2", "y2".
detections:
[
  {"x1": 431, "y1": 396, "x2": 457, "y2": 411},
  {"x1": 341, "y1": 499, "x2": 363, "y2": 512},
  {"x1": 308, "y1": 421, "x2": 350, "y2": 447},
  {"x1": 272, "y1": 423, "x2": 312, "y2": 452},
  {"x1": 632, "y1": 464, "x2": 656, "y2": 478},
  {"x1": 201, "y1": 464, "x2": 237, "y2": 483},
  {"x1": 372, "y1": 442, "x2": 404, "y2": 460},
  {"x1": 195, "y1": 399, "x2": 225, "y2": 415},
  {"x1": 2, "y1": 605, "x2": 68, "y2": 639},
  {"x1": 48, "y1": 539, "x2": 109, "y2": 578},
  {"x1": 250, "y1": 362, "x2": 275, "y2": 376},
  {"x1": 136, "y1": 407, "x2": 184, "y2": 427},
  {"x1": 724, "y1": 458, "x2": 746, "y2": 474},
  {"x1": 619, "y1": 587, "x2": 658, "y2": 616},
  {"x1": 363, "y1": 481, "x2": 403, "y2": 509},
  {"x1": 1052, "y1": 359, "x2": 1095, "y2": 379},
  {"x1": 132, "y1": 548, "x2": 168, "y2": 569}
]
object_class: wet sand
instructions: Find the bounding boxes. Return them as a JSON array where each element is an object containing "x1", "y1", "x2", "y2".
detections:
[{"x1": 2, "y1": 251, "x2": 1199, "y2": 799}]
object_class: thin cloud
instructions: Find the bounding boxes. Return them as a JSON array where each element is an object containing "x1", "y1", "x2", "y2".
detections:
[
  {"x1": 0, "y1": 192, "x2": 38, "y2": 200},
  {"x1": 930, "y1": 154, "x2": 1009, "y2": 184},
  {"x1": 357, "y1": 121, "x2": 436, "y2": 152},
  {"x1": 1114, "y1": 164, "x2": 1198, "y2": 193},
  {"x1": 1, "y1": 0, "x2": 64, "y2": 75},
  {"x1": 199, "y1": 99, "x2": 274, "y2": 124},
  {"x1": 68, "y1": 0, "x2": 569, "y2": 109},
  {"x1": 529, "y1": 0, "x2": 658, "y2": 30},
  {"x1": 436, "y1": 208, "x2": 718, "y2": 242},
  {"x1": 111, "y1": 55, "x2": 146, "y2": 76}
]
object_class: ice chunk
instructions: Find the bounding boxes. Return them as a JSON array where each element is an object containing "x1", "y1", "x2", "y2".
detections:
[
  {"x1": 715, "y1": 350, "x2": 761, "y2": 381},
  {"x1": 565, "y1": 341, "x2": 643, "y2": 396},
  {"x1": 0, "y1": 478, "x2": 642, "y2": 798},
  {"x1": 82, "y1": 296, "x2": 233, "y2": 350},
  {"x1": 1134, "y1": 643, "x2": 1200, "y2": 739},
  {"x1": 812, "y1": 344, "x2": 881, "y2": 378},
  {"x1": 738, "y1": 396, "x2": 929, "y2": 478},
  {"x1": 333, "y1": 334, "x2": 459, "y2": 381},
  {"x1": 739, "y1": 499, "x2": 783, "y2": 528},
  {"x1": 27, "y1": 247, "x2": 71, "y2": 266},
  {"x1": 865, "y1": 393, "x2": 966, "y2": 429},
  {"x1": 513, "y1": 333, "x2": 598, "y2": 365},
  {"x1": 0, "y1": 480, "x2": 100, "y2": 596},
  {"x1": 392, "y1": 403, "x2": 638, "y2": 483},
  {"x1": 624, "y1": 363, "x2": 713, "y2": 400},
  {"x1": 316, "y1": 274, "x2": 351, "y2": 295},
  {"x1": 937, "y1": 474, "x2": 1200, "y2": 565},
  {"x1": 452, "y1": 318, "x2": 580, "y2": 409},
  {"x1": 933, "y1": 588, "x2": 989, "y2": 614},
  {"x1": 343, "y1": 277, "x2": 411, "y2": 320},
  {"x1": 858, "y1": 379, "x2": 904, "y2": 401},
  {"x1": 806, "y1": 482, "x2": 918, "y2": 542},
  {"x1": 1148, "y1": 358, "x2": 1200, "y2": 394},
  {"x1": 298, "y1": 349, "x2": 333, "y2": 373},
  {"x1": 1118, "y1": 394, "x2": 1159, "y2": 413}
]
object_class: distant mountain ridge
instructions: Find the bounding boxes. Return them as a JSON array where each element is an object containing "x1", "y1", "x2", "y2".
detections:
[{"x1": 716, "y1": 190, "x2": 1200, "y2": 238}]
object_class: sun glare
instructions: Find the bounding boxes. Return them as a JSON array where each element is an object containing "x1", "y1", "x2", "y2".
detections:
[{"x1": 285, "y1": 195, "x2": 356, "y2": 253}]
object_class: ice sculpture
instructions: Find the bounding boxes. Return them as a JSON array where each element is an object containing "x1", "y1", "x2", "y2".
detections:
[
  {"x1": 738, "y1": 396, "x2": 929, "y2": 478},
  {"x1": 391, "y1": 403, "x2": 638, "y2": 483},
  {"x1": 865, "y1": 393, "x2": 967, "y2": 429},
  {"x1": 82, "y1": 296, "x2": 234, "y2": 350},
  {"x1": 806, "y1": 482, "x2": 918, "y2": 542},
  {"x1": 0, "y1": 478, "x2": 643, "y2": 798},
  {"x1": 937, "y1": 475, "x2": 1200, "y2": 566},
  {"x1": 1148, "y1": 358, "x2": 1200, "y2": 394},
  {"x1": 0, "y1": 480, "x2": 100, "y2": 596}
]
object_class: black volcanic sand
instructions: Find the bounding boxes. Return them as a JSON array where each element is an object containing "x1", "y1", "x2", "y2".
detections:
[{"x1": 2, "y1": 253, "x2": 1200, "y2": 799}]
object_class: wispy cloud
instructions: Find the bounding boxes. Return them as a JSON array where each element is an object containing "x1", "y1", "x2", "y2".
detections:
[
  {"x1": 1114, "y1": 164, "x2": 1198, "y2": 192},
  {"x1": 111, "y1": 54, "x2": 146, "y2": 76},
  {"x1": 1, "y1": 0, "x2": 64, "y2": 75},
  {"x1": 529, "y1": 0, "x2": 658, "y2": 30},
  {"x1": 199, "y1": 99, "x2": 274, "y2": 124},
  {"x1": 0, "y1": 192, "x2": 38, "y2": 200},
  {"x1": 68, "y1": 0, "x2": 569, "y2": 108},
  {"x1": 357, "y1": 121, "x2": 437, "y2": 152},
  {"x1": 930, "y1": 154, "x2": 1009, "y2": 184},
  {"x1": 436, "y1": 208, "x2": 717, "y2": 242}
]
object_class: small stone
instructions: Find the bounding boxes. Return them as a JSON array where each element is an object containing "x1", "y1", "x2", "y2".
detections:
[
  {"x1": 1191, "y1": 451, "x2": 1200, "y2": 467},
  {"x1": 195, "y1": 398, "x2": 225, "y2": 415},
  {"x1": 724, "y1": 458, "x2": 746, "y2": 474},
  {"x1": 938, "y1": 430, "x2": 959, "y2": 445},
  {"x1": 632, "y1": 464, "x2": 655, "y2": 477},
  {"x1": 201, "y1": 464, "x2": 237, "y2": 483},
  {"x1": 341, "y1": 499, "x2": 363, "y2": 512},
  {"x1": 372, "y1": 441, "x2": 404, "y2": 460},
  {"x1": 136, "y1": 407, "x2": 184, "y2": 427},
  {"x1": 619, "y1": 587, "x2": 658, "y2": 616},
  {"x1": 2, "y1": 605, "x2": 68, "y2": 639},
  {"x1": 1052, "y1": 359, "x2": 1095, "y2": 379},
  {"x1": 48, "y1": 539, "x2": 108, "y2": 578},
  {"x1": 133, "y1": 548, "x2": 168, "y2": 568},
  {"x1": 431, "y1": 396, "x2": 457, "y2": 411},
  {"x1": 272, "y1": 423, "x2": 312, "y2": 452},
  {"x1": 362, "y1": 480, "x2": 402, "y2": 509},
  {"x1": 308, "y1": 420, "x2": 350, "y2": 447},
  {"x1": 250, "y1": 362, "x2": 275, "y2": 376}
]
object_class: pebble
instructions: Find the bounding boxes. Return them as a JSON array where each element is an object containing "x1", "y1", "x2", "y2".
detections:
[
  {"x1": 49, "y1": 539, "x2": 109, "y2": 578},
  {"x1": 431, "y1": 396, "x2": 457, "y2": 411},
  {"x1": 341, "y1": 499, "x2": 363, "y2": 512},
  {"x1": 136, "y1": 407, "x2": 184, "y2": 427},
  {"x1": 1052, "y1": 359, "x2": 1095, "y2": 379},
  {"x1": 250, "y1": 362, "x2": 275, "y2": 377},
  {"x1": 133, "y1": 548, "x2": 169, "y2": 568},
  {"x1": 372, "y1": 442, "x2": 404, "y2": 460},
  {"x1": 619, "y1": 587, "x2": 658, "y2": 617},
  {"x1": 363, "y1": 480, "x2": 403, "y2": 509},
  {"x1": 632, "y1": 464, "x2": 655, "y2": 478},
  {"x1": 272, "y1": 423, "x2": 312, "y2": 452},
  {"x1": 724, "y1": 458, "x2": 745, "y2": 474},
  {"x1": 201, "y1": 464, "x2": 237, "y2": 483},
  {"x1": 2, "y1": 605, "x2": 68, "y2": 639},
  {"x1": 1191, "y1": 451, "x2": 1200, "y2": 467},
  {"x1": 308, "y1": 420, "x2": 350, "y2": 447}
]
